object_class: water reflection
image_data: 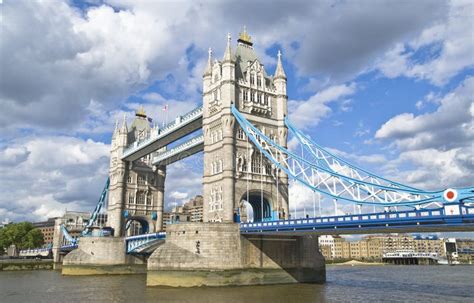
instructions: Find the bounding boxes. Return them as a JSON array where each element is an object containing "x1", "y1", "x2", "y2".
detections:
[{"x1": 1, "y1": 266, "x2": 474, "y2": 303}]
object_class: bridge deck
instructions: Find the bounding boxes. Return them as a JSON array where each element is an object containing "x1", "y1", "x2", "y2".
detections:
[{"x1": 240, "y1": 209, "x2": 474, "y2": 236}]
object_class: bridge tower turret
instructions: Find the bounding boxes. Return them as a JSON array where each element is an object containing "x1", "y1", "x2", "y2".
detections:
[
  {"x1": 202, "y1": 28, "x2": 289, "y2": 223},
  {"x1": 108, "y1": 115, "x2": 128, "y2": 236},
  {"x1": 107, "y1": 109, "x2": 166, "y2": 236}
]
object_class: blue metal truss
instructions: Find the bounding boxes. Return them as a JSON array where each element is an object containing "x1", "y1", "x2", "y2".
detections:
[
  {"x1": 240, "y1": 205, "x2": 474, "y2": 235},
  {"x1": 125, "y1": 232, "x2": 166, "y2": 254},
  {"x1": 81, "y1": 178, "x2": 110, "y2": 236},
  {"x1": 231, "y1": 105, "x2": 474, "y2": 208}
]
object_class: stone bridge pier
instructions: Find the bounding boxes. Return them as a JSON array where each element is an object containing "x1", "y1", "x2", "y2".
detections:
[{"x1": 147, "y1": 222, "x2": 325, "y2": 286}]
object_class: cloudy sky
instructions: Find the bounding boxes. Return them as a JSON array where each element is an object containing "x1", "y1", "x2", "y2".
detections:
[{"x1": 0, "y1": 0, "x2": 473, "y2": 224}]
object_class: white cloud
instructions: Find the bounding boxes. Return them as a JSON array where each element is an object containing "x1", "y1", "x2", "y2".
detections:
[
  {"x1": 169, "y1": 191, "x2": 188, "y2": 200},
  {"x1": 0, "y1": 0, "x2": 449, "y2": 134},
  {"x1": 376, "y1": 0, "x2": 473, "y2": 85},
  {"x1": 375, "y1": 77, "x2": 473, "y2": 150},
  {"x1": 289, "y1": 83, "x2": 356, "y2": 129},
  {"x1": 374, "y1": 76, "x2": 474, "y2": 189},
  {"x1": 0, "y1": 136, "x2": 110, "y2": 221}
]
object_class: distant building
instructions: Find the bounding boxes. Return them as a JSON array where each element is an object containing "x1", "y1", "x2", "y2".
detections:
[
  {"x1": 320, "y1": 234, "x2": 447, "y2": 261},
  {"x1": 166, "y1": 195, "x2": 205, "y2": 228},
  {"x1": 452, "y1": 239, "x2": 474, "y2": 264},
  {"x1": 32, "y1": 217, "x2": 57, "y2": 247},
  {"x1": 33, "y1": 211, "x2": 107, "y2": 246}
]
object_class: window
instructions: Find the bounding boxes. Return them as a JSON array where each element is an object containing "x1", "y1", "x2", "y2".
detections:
[
  {"x1": 237, "y1": 128, "x2": 245, "y2": 140},
  {"x1": 252, "y1": 154, "x2": 262, "y2": 174},
  {"x1": 257, "y1": 76, "x2": 261, "y2": 87},
  {"x1": 137, "y1": 175, "x2": 146, "y2": 185},
  {"x1": 137, "y1": 192, "x2": 145, "y2": 204},
  {"x1": 264, "y1": 95, "x2": 269, "y2": 105},
  {"x1": 147, "y1": 193, "x2": 152, "y2": 206},
  {"x1": 250, "y1": 91, "x2": 255, "y2": 102},
  {"x1": 257, "y1": 93, "x2": 262, "y2": 103},
  {"x1": 128, "y1": 193, "x2": 135, "y2": 204},
  {"x1": 243, "y1": 89, "x2": 248, "y2": 101},
  {"x1": 127, "y1": 175, "x2": 132, "y2": 183},
  {"x1": 218, "y1": 130, "x2": 223, "y2": 141},
  {"x1": 250, "y1": 74, "x2": 255, "y2": 85}
]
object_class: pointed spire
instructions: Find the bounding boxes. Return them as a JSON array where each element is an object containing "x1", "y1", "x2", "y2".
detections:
[
  {"x1": 223, "y1": 33, "x2": 233, "y2": 62},
  {"x1": 238, "y1": 25, "x2": 253, "y2": 46},
  {"x1": 112, "y1": 118, "x2": 119, "y2": 135},
  {"x1": 120, "y1": 113, "x2": 128, "y2": 133},
  {"x1": 136, "y1": 105, "x2": 146, "y2": 118},
  {"x1": 203, "y1": 47, "x2": 213, "y2": 76},
  {"x1": 274, "y1": 50, "x2": 286, "y2": 80}
]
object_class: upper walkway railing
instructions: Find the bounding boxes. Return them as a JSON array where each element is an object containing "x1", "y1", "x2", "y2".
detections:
[
  {"x1": 152, "y1": 135, "x2": 204, "y2": 166},
  {"x1": 121, "y1": 106, "x2": 203, "y2": 161}
]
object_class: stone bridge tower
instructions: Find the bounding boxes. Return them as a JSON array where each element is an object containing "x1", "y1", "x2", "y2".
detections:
[
  {"x1": 108, "y1": 108, "x2": 166, "y2": 236},
  {"x1": 202, "y1": 29, "x2": 289, "y2": 223}
]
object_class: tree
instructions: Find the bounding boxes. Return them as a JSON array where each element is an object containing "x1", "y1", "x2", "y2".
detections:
[{"x1": 0, "y1": 222, "x2": 44, "y2": 254}]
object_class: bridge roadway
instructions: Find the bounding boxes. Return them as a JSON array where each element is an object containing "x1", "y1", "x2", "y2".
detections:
[
  {"x1": 121, "y1": 206, "x2": 474, "y2": 254},
  {"x1": 121, "y1": 106, "x2": 203, "y2": 162},
  {"x1": 240, "y1": 207, "x2": 474, "y2": 235}
]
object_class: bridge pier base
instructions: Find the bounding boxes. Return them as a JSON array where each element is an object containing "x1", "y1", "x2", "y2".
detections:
[
  {"x1": 147, "y1": 222, "x2": 325, "y2": 287},
  {"x1": 62, "y1": 237, "x2": 145, "y2": 275}
]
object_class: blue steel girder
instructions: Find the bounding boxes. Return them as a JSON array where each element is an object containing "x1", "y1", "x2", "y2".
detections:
[
  {"x1": 240, "y1": 205, "x2": 474, "y2": 235},
  {"x1": 125, "y1": 232, "x2": 166, "y2": 254},
  {"x1": 81, "y1": 178, "x2": 109, "y2": 236},
  {"x1": 285, "y1": 118, "x2": 421, "y2": 192},
  {"x1": 231, "y1": 105, "x2": 474, "y2": 208}
]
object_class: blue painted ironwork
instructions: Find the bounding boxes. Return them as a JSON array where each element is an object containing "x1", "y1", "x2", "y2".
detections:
[
  {"x1": 285, "y1": 118, "x2": 421, "y2": 192},
  {"x1": 125, "y1": 232, "x2": 166, "y2": 254},
  {"x1": 81, "y1": 178, "x2": 110, "y2": 236},
  {"x1": 240, "y1": 205, "x2": 474, "y2": 235},
  {"x1": 231, "y1": 105, "x2": 474, "y2": 208}
]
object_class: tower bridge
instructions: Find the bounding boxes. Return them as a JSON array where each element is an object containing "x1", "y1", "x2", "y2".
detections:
[{"x1": 56, "y1": 29, "x2": 474, "y2": 287}]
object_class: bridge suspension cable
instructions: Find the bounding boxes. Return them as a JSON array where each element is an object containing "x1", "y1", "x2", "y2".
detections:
[
  {"x1": 231, "y1": 105, "x2": 465, "y2": 208},
  {"x1": 81, "y1": 177, "x2": 110, "y2": 236},
  {"x1": 285, "y1": 118, "x2": 422, "y2": 192}
]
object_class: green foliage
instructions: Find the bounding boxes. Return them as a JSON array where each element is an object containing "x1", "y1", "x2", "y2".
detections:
[{"x1": 0, "y1": 222, "x2": 45, "y2": 254}]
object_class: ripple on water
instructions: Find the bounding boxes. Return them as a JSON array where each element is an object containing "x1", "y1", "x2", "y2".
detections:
[{"x1": 0, "y1": 266, "x2": 473, "y2": 303}]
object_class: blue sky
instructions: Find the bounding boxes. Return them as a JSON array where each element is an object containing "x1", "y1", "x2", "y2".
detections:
[{"x1": 0, "y1": 0, "x2": 472, "y2": 236}]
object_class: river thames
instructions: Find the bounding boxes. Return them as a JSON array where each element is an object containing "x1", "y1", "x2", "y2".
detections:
[{"x1": 0, "y1": 265, "x2": 473, "y2": 302}]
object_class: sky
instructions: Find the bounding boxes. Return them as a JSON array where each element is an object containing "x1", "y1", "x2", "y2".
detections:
[{"x1": 0, "y1": 0, "x2": 473, "y2": 230}]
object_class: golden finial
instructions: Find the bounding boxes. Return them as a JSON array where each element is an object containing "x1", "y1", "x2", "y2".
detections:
[
  {"x1": 238, "y1": 25, "x2": 252, "y2": 45},
  {"x1": 135, "y1": 105, "x2": 147, "y2": 117}
]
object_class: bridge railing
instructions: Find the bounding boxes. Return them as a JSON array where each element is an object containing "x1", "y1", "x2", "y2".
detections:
[
  {"x1": 240, "y1": 206, "x2": 474, "y2": 233},
  {"x1": 122, "y1": 105, "x2": 203, "y2": 157},
  {"x1": 125, "y1": 232, "x2": 166, "y2": 253},
  {"x1": 152, "y1": 135, "x2": 204, "y2": 165}
]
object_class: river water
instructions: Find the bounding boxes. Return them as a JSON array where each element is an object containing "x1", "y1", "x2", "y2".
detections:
[{"x1": 0, "y1": 265, "x2": 473, "y2": 302}]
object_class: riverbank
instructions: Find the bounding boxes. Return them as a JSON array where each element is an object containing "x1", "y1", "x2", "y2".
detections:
[
  {"x1": 0, "y1": 259, "x2": 53, "y2": 271},
  {"x1": 326, "y1": 259, "x2": 385, "y2": 266}
]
